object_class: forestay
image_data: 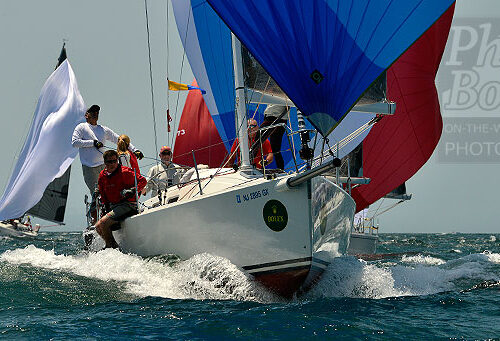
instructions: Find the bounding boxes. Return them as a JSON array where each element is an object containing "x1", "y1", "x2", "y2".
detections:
[{"x1": 0, "y1": 60, "x2": 85, "y2": 221}]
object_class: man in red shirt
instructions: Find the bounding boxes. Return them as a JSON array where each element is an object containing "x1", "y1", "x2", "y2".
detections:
[
  {"x1": 228, "y1": 119, "x2": 273, "y2": 169},
  {"x1": 95, "y1": 150, "x2": 147, "y2": 249}
]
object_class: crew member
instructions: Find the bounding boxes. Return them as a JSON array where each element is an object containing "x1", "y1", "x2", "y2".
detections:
[
  {"x1": 117, "y1": 134, "x2": 140, "y2": 175},
  {"x1": 72, "y1": 105, "x2": 144, "y2": 194},
  {"x1": 142, "y1": 146, "x2": 185, "y2": 198},
  {"x1": 228, "y1": 119, "x2": 273, "y2": 169},
  {"x1": 95, "y1": 150, "x2": 146, "y2": 249},
  {"x1": 72, "y1": 105, "x2": 144, "y2": 223},
  {"x1": 259, "y1": 105, "x2": 289, "y2": 170}
]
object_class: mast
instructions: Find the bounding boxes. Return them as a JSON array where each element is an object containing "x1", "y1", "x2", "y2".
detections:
[{"x1": 231, "y1": 34, "x2": 251, "y2": 171}]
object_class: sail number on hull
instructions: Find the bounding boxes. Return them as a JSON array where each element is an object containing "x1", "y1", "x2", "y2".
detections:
[{"x1": 236, "y1": 188, "x2": 269, "y2": 204}]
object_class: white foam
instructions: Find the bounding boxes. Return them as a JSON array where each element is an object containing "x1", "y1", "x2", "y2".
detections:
[
  {"x1": 2, "y1": 246, "x2": 499, "y2": 302},
  {"x1": 307, "y1": 257, "x2": 413, "y2": 299},
  {"x1": 489, "y1": 235, "x2": 497, "y2": 242},
  {"x1": 0, "y1": 245, "x2": 275, "y2": 302},
  {"x1": 308, "y1": 251, "x2": 500, "y2": 299},
  {"x1": 401, "y1": 254, "x2": 446, "y2": 266},
  {"x1": 484, "y1": 251, "x2": 500, "y2": 264}
]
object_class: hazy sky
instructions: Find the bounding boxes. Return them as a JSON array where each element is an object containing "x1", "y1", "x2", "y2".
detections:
[{"x1": 0, "y1": 0, "x2": 498, "y2": 233}]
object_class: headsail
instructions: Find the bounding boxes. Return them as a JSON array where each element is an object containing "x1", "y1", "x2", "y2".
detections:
[
  {"x1": 351, "y1": 5, "x2": 455, "y2": 212},
  {"x1": 173, "y1": 80, "x2": 228, "y2": 168},
  {"x1": 0, "y1": 59, "x2": 85, "y2": 221},
  {"x1": 205, "y1": 0, "x2": 455, "y2": 136},
  {"x1": 173, "y1": 78, "x2": 304, "y2": 170}
]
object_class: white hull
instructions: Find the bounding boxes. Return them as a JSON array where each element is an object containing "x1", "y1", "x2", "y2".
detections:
[
  {"x1": 113, "y1": 169, "x2": 355, "y2": 296},
  {"x1": 0, "y1": 222, "x2": 38, "y2": 238},
  {"x1": 348, "y1": 232, "x2": 378, "y2": 255}
]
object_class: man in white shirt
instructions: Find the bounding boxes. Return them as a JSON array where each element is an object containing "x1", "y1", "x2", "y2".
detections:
[
  {"x1": 142, "y1": 146, "x2": 185, "y2": 198},
  {"x1": 72, "y1": 104, "x2": 144, "y2": 194}
]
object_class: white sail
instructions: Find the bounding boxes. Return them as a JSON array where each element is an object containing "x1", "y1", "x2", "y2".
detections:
[{"x1": 0, "y1": 60, "x2": 85, "y2": 220}]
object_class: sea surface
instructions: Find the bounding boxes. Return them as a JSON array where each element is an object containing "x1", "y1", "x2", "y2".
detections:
[{"x1": 0, "y1": 232, "x2": 498, "y2": 340}]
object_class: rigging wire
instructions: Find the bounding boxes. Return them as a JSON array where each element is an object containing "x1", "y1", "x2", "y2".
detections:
[
  {"x1": 144, "y1": 0, "x2": 159, "y2": 164},
  {"x1": 166, "y1": 0, "x2": 170, "y2": 146},
  {"x1": 170, "y1": 3, "x2": 192, "y2": 147}
]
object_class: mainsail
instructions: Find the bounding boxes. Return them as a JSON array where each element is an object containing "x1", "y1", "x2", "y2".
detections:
[
  {"x1": 351, "y1": 5, "x2": 455, "y2": 212},
  {"x1": 0, "y1": 55, "x2": 85, "y2": 221},
  {"x1": 27, "y1": 168, "x2": 70, "y2": 223}
]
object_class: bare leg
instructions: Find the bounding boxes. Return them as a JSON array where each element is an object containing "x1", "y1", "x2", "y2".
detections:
[{"x1": 95, "y1": 215, "x2": 119, "y2": 249}]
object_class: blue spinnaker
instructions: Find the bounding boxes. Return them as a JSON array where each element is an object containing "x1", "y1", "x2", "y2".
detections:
[
  {"x1": 172, "y1": 0, "x2": 234, "y2": 151},
  {"x1": 206, "y1": 0, "x2": 455, "y2": 136},
  {"x1": 173, "y1": 0, "x2": 303, "y2": 170}
]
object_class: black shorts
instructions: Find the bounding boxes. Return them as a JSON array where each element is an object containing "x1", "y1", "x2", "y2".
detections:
[{"x1": 106, "y1": 202, "x2": 138, "y2": 222}]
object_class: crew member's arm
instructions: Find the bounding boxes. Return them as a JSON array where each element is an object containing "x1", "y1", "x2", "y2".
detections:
[
  {"x1": 136, "y1": 173, "x2": 147, "y2": 195},
  {"x1": 124, "y1": 169, "x2": 147, "y2": 197},
  {"x1": 129, "y1": 152, "x2": 140, "y2": 175},
  {"x1": 103, "y1": 126, "x2": 137, "y2": 152},
  {"x1": 141, "y1": 167, "x2": 155, "y2": 195},
  {"x1": 98, "y1": 176, "x2": 109, "y2": 207},
  {"x1": 263, "y1": 140, "x2": 274, "y2": 166},
  {"x1": 71, "y1": 124, "x2": 94, "y2": 148}
]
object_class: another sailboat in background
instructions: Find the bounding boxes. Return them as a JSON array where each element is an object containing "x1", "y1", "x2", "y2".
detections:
[
  {"x1": 347, "y1": 5, "x2": 456, "y2": 256},
  {"x1": 0, "y1": 44, "x2": 85, "y2": 237}
]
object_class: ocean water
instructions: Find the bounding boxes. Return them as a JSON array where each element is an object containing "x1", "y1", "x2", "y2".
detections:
[{"x1": 0, "y1": 233, "x2": 498, "y2": 340}]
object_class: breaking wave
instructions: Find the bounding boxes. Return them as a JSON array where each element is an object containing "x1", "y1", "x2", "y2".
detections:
[
  {"x1": 401, "y1": 254, "x2": 446, "y2": 265},
  {"x1": 307, "y1": 251, "x2": 500, "y2": 300},
  {"x1": 0, "y1": 245, "x2": 276, "y2": 302},
  {"x1": 1, "y1": 244, "x2": 499, "y2": 303}
]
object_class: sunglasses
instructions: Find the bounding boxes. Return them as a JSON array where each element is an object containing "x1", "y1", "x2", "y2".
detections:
[
  {"x1": 249, "y1": 124, "x2": 258, "y2": 128},
  {"x1": 160, "y1": 151, "x2": 172, "y2": 155},
  {"x1": 104, "y1": 159, "x2": 118, "y2": 164}
]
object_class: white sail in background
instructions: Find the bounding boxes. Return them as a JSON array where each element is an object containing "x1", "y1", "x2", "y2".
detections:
[{"x1": 0, "y1": 60, "x2": 85, "y2": 220}]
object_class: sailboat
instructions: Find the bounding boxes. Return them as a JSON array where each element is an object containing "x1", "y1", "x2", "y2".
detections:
[
  {"x1": 0, "y1": 45, "x2": 85, "y2": 237},
  {"x1": 90, "y1": 0, "x2": 456, "y2": 297},
  {"x1": 347, "y1": 5, "x2": 456, "y2": 256}
]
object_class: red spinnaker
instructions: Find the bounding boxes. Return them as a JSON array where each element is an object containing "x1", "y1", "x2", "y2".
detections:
[
  {"x1": 173, "y1": 80, "x2": 228, "y2": 168},
  {"x1": 351, "y1": 5, "x2": 455, "y2": 212}
]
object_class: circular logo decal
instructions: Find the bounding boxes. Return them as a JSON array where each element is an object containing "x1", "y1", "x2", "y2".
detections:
[{"x1": 263, "y1": 200, "x2": 288, "y2": 232}]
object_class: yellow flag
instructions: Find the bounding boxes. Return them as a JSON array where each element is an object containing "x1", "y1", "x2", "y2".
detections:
[{"x1": 168, "y1": 80, "x2": 206, "y2": 94}]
